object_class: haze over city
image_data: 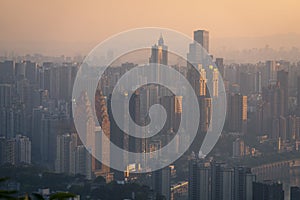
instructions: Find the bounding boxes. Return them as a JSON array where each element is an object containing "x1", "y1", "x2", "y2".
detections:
[
  {"x1": 1, "y1": 1, "x2": 300, "y2": 200},
  {"x1": 0, "y1": 0, "x2": 300, "y2": 58}
]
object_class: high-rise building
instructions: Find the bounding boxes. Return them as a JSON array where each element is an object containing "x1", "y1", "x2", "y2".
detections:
[
  {"x1": 215, "y1": 58, "x2": 224, "y2": 78},
  {"x1": 253, "y1": 181, "x2": 284, "y2": 200},
  {"x1": 15, "y1": 134, "x2": 31, "y2": 164},
  {"x1": 188, "y1": 158, "x2": 211, "y2": 200},
  {"x1": 199, "y1": 97, "x2": 212, "y2": 133},
  {"x1": 193, "y1": 30, "x2": 209, "y2": 53},
  {"x1": 0, "y1": 84, "x2": 13, "y2": 138},
  {"x1": 75, "y1": 145, "x2": 92, "y2": 180},
  {"x1": 266, "y1": 60, "x2": 278, "y2": 85},
  {"x1": 0, "y1": 135, "x2": 31, "y2": 165},
  {"x1": 0, "y1": 138, "x2": 16, "y2": 165},
  {"x1": 277, "y1": 70, "x2": 288, "y2": 116},
  {"x1": 232, "y1": 138, "x2": 245, "y2": 158},
  {"x1": 255, "y1": 71, "x2": 262, "y2": 94},
  {"x1": 188, "y1": 158, "x2": 254, "y2": 200},
  {"x1": 297, "y1": 76, "x2": 300, "y2": 113},
  {"x1": 0, "y1": 60, "x2": 15, "y2": 84},
  {"x1": 149, "y1": 35, "x2": 168, "y2": 82},
  {"x1": 55, "y1": 133, "x2": 72, "y2": 173},
  {"x1": 152, "y1": 166, "x2": 171, "y2": 200},
  {"x1": 228, "y1": 94, "x2": 247, "y2": 134},
  {"x1": 213, "y1": 68, "x2": 219, "y2": 97},
  {"x1": 24, "y1": 60, "x2": 38, "y2": 85},
  {"x1": 199, "y1": 65, "x2": 207, "y2": 96},
  {"x1": 233, "y1": 167, "x2": 255, "y2": 200},
  {"x1": 149, "y1": 34, "x2": 168, "y2": 66},
  {"x1": 291, "y1": 186, "x2": 300, "y2": 200},
  {"x1": 94, "y1": 90, "x2": 111, "y2": 175}
]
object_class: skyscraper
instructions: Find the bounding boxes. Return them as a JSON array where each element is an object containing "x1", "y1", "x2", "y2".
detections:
[
  {"x1": 193, "y1": 30, "x2": 209, "y2": 53},
  {"x1": 297, "y1": 76, "x2": 300, "y2": 113},
  {"x1": 15, "y1": 134, "x2": 31, "y2": 164},
  {"x1": 149, "y1": 35, "x2": 168, "y2": 82},
  {"x1": 253, "y1": 181, "x2": 284, "y2": 200},
  {"x1": 188, "y1": 158, "x2": 254, "y2": 200},
  {"x1": 277, "y1": 70, "x2": 288, "y2": 116},
  {"x1": 291, "y1": 186, "x2": 300, "y2": 200},
  {"x1": 152, "y1": 166, "x2": 171, "y2": 200},
  {"x1": 213, "y1": 68, "x2": 219, "y2": 97},
  {"x1": 188, "y1": 158, "x2": 211, "y2": 200},
  {"x1": 215, "y1": 58, "x2": 224, "y2": 78},
  {"x1": 233, "y1": 167, "x2": 255, "y2": 200},
  {"x1": 232, "y1": 138, "x2": 245, "y2": 158},
  {"x1": 228, "y1": 94, "x2": 247, "y2": 134},
  {"x1": 266, "y1": 60, "x2": 278, "y2": 85}
]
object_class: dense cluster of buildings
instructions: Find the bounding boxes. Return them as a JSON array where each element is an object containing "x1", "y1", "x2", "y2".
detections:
[{"x1": 1, "y1": 29, "x2": 300, "y2": 199}]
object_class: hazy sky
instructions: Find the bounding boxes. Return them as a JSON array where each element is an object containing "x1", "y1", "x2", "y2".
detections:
[{"x1": 0, "y1": 0, "x2": 299, "y2": 55}]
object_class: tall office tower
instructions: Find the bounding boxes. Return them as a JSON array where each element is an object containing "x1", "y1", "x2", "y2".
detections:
[
  {"x1": 255, "y1": 103, "x2": 263, "y2": 135},
  {"x1": 233, "y1": 167, "x2": 256, "y2": 200},
  {"x1": 149, "y1": 35, "x2": 168, "y2": 82},
  {"x1": 188, "y1": 158, "x2": 211, "y2": 200},
  {"x1": 194, "y1": 30, "x2": 209, "y2": 53},
  {"x1": 287, "y1": 115, "x2": 297, "y2": 140},
  {"x1": 31, "y1": 106, "x2": 46, "y2": 161},
  {"x1": 24, "y1": 61, "x2": 38, "y2": 85},
  {"x1": 266, "y1": 60, "x2": 278, "y2": 85},
  {"x1": 253, "y1": 181, "x2": 284, "y2": 200},
  {"x1": 15, "y1": 135, "x2": 31, "y2": 164},
  {"x1": 296, "y1": 116, "x2": 300, "y2": 140},
  {"x1": 94, "y1": 89, "x2": 111, "y2": 175},
  {"x1": 128, "y1": 90, "x2": 142, "y2": 154},
  {"x1": 41, "y1": 62, "x2": 53, "y2": 91},
  {"x1": 272, "y1": 118, "x2": 280, "y2": 139},
  {"x1": 58, "y1": 63, "x2": 77, "y2": 101},
  {"x1": 215, "y1": 58, "x2": 224, "y2": 78},
  {"x1": 239, "y1": 72, "x2": 255, "y2": 95},
  {"x1": 69, "y1": 133, "x2": 78, "y2": 175},
  {"x1": 0, "y1": 60, "x2": 15, "y2": 84},
  {"x1": 187, "y1": 30, "x2": 210, "y2": 94},
  {"x1": 149, "y1": 34, "x2": 168, "y2": 65},
  {"x1": 41, "y1": 114, "x2": 60, "y2": 167},
  {"x1": 199, "y1": 97, "x2": 212, "y2": 133},
  {"x1": 199, "y1": 65, "x2": 207, "y2": 96},
  {"x1": 228, "y1": 94, "x2": 247, "y2": 134},
  {"x1": 0, "y1": 84, "x2": 13, "y2": 138},
  {"x1": 213, "y1": 68, "x2": 219, "y2": 97},
  {"x1": 55, "y1": 134, "x2": 72, "y2": 173},
  {"x1": 15, "y1": 62, "x2": 26, "y2": 81},
  {"x1": 297, "y1": 76, "x2": 300, "y2": 114},
  {"x1": 188, "y1": 158, "x2": 253, "y2": 200},
  {"x1": 291, "y1": 186, "x2": 300, "y2": 200},
  {"x1": 232, "y1": 138, "x2": 245, "y2": 158},
  {"x1": 160, "y1": 95, "x2": 176, "y2": 133},
  {"x1": 0, "y1": 84, "x2": 12, "y2": 108},
  {"x1": 255, "y1": 71, "x2": 262, "y2": 94},
  {"x1": 222, "y1": 168, "x2": 234, "y2": 200},
  {"x1": 107, "y1": 92, "x2": 129, "y2": 180},
  {"x1": 174, "y1": 96, "x2": 183, "y2": 131},
  {"x1": 152, "y1": 166, "x2": 171, "y2": 200},
  {"x1": 187, "y1": 63, "x2": 208, "y2": 97},
  {"x1": 75, "y1": 145, "x2": 92, "y2": 180},
  {"x1": 279, "y1": 116, "x2": 287, "y2": 140},
  {"x1": 210, "y1": 161, "x2": 236, "y2": 200},
  {"x1": 277, "y1": 70, "x2": 288, "y2": 116},
  {"x1": 190, "y1": 96, "x2": 212, "y2": 153},
  {"x1": 210, "y1": 162, "x2": 223, "y2": 200}
]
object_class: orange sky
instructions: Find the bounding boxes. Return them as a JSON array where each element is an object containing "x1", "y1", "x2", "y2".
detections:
[{"x1": 0, "y1": 0, "x2": 299, "y2": 55}]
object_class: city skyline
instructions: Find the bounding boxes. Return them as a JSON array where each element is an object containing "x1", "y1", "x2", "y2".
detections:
[{"x1": 1, "y1": 0, "x2": 300, "y2": 56}]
